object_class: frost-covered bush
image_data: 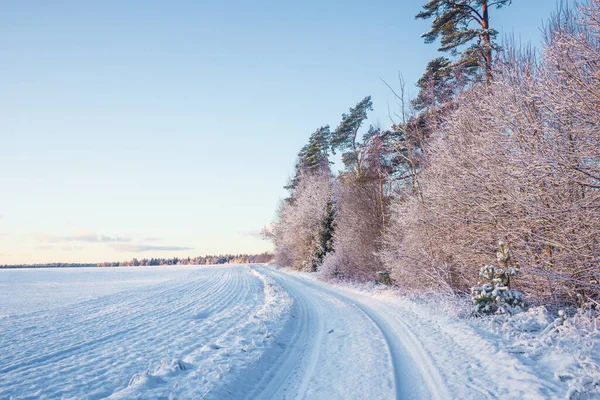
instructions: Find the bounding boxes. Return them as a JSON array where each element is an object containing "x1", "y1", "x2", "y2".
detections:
[
  {"x1": 380, "y1": 198, "x2": 465, "y2": 294},
  {"x1": 377, "y1": 271, "x2": 392, "y2": 285},
  {"x1": 318, "y1": 250, "x2": 345, "y2": 280},
  {"x1": 382, "y1": 2, "x2": 600, "y2": 304},
  {"x1": 271, "y1": 174, "x2": 333, "y2": 271},
  {"x1": 472, "y1": 264, "x2": 524, "y2": 315},
  {"x1": 325, "y1": 174, "x2": 387, "y2": 281}
]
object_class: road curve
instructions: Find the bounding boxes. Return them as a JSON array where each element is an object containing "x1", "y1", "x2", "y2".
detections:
[
  {"x1": 248, "y1": 265, "x2": 557, "y2": 400},
  {"x1": 246, "y1": 265, "x2": 441, "y2": 400}
]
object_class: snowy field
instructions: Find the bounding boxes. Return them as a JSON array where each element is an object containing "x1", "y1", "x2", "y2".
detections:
[
  {"x1": 0, "y1": 266, "x2": 201, "y2": 318},
  {"x1": 0, "y1": 264, "x2": 594, "y2": 399}
]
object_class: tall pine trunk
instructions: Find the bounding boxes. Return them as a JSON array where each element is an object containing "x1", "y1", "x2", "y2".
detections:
[{"x1": 482, "y1": 1, "x2": 493, "y2": 84}]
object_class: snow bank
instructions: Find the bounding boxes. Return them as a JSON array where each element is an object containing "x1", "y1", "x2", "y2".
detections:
[{"x1": 477, "y1": 306, "x2": 600, "y2": 399}]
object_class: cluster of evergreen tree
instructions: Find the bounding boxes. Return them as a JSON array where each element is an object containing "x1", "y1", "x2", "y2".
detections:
[{"x1": 269, "y1": 0, "x2": 600, "y2": 308}]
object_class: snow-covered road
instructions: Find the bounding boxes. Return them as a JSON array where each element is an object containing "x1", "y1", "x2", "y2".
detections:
[
  {"x1": 0, "y1": 265, "x2": 557, "y2": 399},
  {"x1": 250, "y1": 266, "x2": 557, "y2": 400},
  {"x1": 247, "y1": 265, "x2": 428, "y2": 400}
]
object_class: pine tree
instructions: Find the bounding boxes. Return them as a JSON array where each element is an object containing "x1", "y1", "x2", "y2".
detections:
[
  {"x1": 471, "y1": 242, "x2": 523, "y2": 315},
  {"x1": 303, "y1": 126, "x2": 331, "y2": 176},
  {"x1": 285, "y1": 126, "x2": 331, "y2": 195},
  {"x1": 413, "y1": 56, "x2": 478, "y2": 111},
  {"x1": 314, "y1": 196, "x2": 335, "y2": 267},
  {"x1": 331, "y1": 96, "x2": 373, "y2": 177},
  {"x1": 416, "y1": 0, "x2": 512, "y2": 83}
]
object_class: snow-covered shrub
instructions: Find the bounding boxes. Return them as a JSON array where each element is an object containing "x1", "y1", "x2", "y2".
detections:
[
  {"x1": 472, "y1": 242, "x2": 524, "y2": 314},
  {"x1": 472, "y1": 264, "x2": 524, "y2": 315},
  {"x1": 326, "y1": 174, "x2": 387, "y2": 281},
  {"x1": 318, "y1": 250, "x2": 345, "y2": 280},
  {"x1": 381, "y1": 198, "x2": 464, "y2": 294},
  {"x1": 381, "y1": 1, "x2": 600, "y2": 304},
  {"x1": 271, "y1": 174, "x2": 333, "y2": 271},
  {"x1": 377, "y1": 271, "x2": 392, "y2": 285}
]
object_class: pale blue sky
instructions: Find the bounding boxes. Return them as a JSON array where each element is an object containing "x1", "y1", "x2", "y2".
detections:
[{"x1": 1, "y1": 0, "x2": 557, "y2": 264}]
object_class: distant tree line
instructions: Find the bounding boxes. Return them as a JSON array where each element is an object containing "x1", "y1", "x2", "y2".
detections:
[
  {"x1": 98, "y1": 253, "x2": 273, "y2": 267},
  {"x1": 267, "y1": 1, "x2": 600, "y2": 308},
  {"x1": 1, "y1": 253, "x2": 273, "y2": 269},
  {"x1": 0, "y1": 263, "x2": 96, "y2": 269}
]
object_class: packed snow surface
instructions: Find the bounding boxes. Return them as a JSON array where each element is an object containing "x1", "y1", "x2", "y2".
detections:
[{"x1": 0, "y1": 264, "x2": 586, "y2": 399}]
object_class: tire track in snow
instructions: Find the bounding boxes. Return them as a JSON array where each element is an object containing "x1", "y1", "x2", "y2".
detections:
[
  {"x1": 239, "y1": 270, "x2": 324, "y2": 400},
  {"x1": 294, "y1": 282, "x2": 449, "y2": 400},
  {"x1": 340, "y1": 299, "x2": 448, "y2": 400},
  {"x1": 246, "y1": 266, "x2": 397, "y2": 400},
  {"x1": 372, "y1": 301, "x2": 494, "y2": 399}
]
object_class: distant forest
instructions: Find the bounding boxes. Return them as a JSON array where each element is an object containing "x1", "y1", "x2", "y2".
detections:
[
  {"x1": 0, "y1": 252, "x2": 273, "y2": 269},
  {"x1": 99, "y1": 253, "x2": 273, "y2": 267}
]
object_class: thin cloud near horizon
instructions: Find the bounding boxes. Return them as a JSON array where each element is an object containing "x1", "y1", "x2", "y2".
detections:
[
  {"x1": 35, "y1": 245, "x2": 85, "y2": 252},
  {"x1": 109, "y1": 244, "x2": 194, "y2": 253},
  {"x1": 34, "y1": 230, "x2": 132, "y2": 244},
  {"x1": 239, "y1": 229, "x2": 265, "y2": 239}
]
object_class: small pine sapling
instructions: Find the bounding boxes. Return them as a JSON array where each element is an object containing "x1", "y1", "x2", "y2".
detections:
[
  {"x1": 377, "y1": 271, "x2": 392, "y2": 285},
  {"x1": 471, "y1": 241, "x2": 524, "y2": 315}
]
